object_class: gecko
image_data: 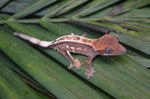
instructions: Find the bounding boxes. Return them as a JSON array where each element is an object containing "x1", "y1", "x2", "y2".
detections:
[{"x1": 14, "y1": 32, "x2": 126, "y2": 79}]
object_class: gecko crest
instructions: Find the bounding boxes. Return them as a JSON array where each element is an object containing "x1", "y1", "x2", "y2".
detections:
[{"x1": 14, "y1": 32, "x2": 126, "y2": 79}]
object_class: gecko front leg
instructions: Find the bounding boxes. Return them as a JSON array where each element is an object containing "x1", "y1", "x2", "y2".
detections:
[
  {"x1": 85, "y1": 56, "x2": 96, "y2": 79},
  {"x1": 57, "y1": 47, "x2": 82, "y2": 70}
]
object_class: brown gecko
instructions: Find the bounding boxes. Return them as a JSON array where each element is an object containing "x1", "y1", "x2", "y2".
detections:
[{"x1": 14, "y1": 32, "x2": 126, "y2": 79}]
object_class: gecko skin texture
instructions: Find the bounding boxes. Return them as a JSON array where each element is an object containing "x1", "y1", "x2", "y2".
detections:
[{"x1": 14, "y1": 32, "x2": 126, "y2": 79}]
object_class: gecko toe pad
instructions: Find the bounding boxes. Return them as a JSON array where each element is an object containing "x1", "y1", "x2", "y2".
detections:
[{"x1": 85, "y1": 68, "x2": 96, "y2": 79}]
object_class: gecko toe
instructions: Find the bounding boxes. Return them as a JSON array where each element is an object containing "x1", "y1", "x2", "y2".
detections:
[
  {"x1": 68, "y1": 64, "x2": 73, "y2": 69},
  {"x1": 85, "y1": 67, "x2": 96, "y2": 79}
]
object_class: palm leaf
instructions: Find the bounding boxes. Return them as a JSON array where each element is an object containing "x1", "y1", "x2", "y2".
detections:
[
  {"x1": 0, "y1": 56, "x2": 43, "y2": 99},
  {"x1": 0, "y1": 0, "x2": 150, "y2": 99}
]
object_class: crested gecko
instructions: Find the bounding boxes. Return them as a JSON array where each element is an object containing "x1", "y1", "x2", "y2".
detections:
[{"x1": 14, "y1": 32, "x2": 126, "y2": 79}]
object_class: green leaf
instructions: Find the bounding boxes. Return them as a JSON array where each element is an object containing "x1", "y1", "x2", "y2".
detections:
[
  {"x1": 0, "y1": 49, "x2": 56, "y2": 99},
  {"x1": 0, "y1": 59, "x2": 42, "y2": 99},
  {"x1": 128, "y1": 55, "x2": 150, "y2": 68},
  {"x1": 73, "y1": 0, "x2": 120, "y2": 17},
  {"x1": 0, "y1": 0, "x2": 9, "y2": 8},
  {"x1": 10, "y1": 0, "x2": 57, "y2": 19},
  {"x1": 107, "y1": 0, "x2": 150, "y2": 16},
  {"x1": 43, "y1": 0, "x2": 87, "y2": 18},
  {"x1": 1, "y1": 1, "x2": 31, "y2": 14},
  {"x1": 114, "y1": 8, "x2": 150, "y2": 19},
  {"x1": 101, "y1": 17, "x2": 150, "y2": 34},
  {"x1": 0, "y1": 75, "x2": 22, "y2": 99}
]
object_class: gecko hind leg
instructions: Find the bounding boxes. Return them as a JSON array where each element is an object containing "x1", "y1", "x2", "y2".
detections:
[
  {"x1": 57, "y1": 48, "x2": 82, "y2": 70},
  {"x1": 85, "y1": 56, "x2": 96, "y2": 79}
]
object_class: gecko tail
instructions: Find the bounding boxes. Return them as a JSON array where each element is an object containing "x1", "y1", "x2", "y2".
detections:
[{"x1": 14, "y1": 32, "x2": 52, "y2": 47}]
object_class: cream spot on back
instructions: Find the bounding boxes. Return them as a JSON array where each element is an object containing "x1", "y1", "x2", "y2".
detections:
[
  {"x1": 69, "y1": 47, "x2": 75, "y2": 53},
  {"x1": 76, "y1": 47, "x2": 82, "y2": 53},
  {"x1": 66, "y1": 45, "x2": 69, "y2": 48},
  {"x1": 84, "y1": 48, "x2": 87, "y2": 52},
  {"x1": 70, "y1": 47, "x2": 75, "y2": 50},
  {"x1": 77, "y1": 47, "x2": 81, "y2": 50}
]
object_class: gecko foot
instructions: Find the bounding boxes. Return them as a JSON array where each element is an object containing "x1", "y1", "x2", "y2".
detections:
[
  {"x1": 68, "y1": 58, "x2": 83, "y2": 70},
  {"x1": 85, "y1": 68, "x2": 96, "y2": 79}
]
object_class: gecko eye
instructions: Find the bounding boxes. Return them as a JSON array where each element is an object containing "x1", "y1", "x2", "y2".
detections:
[{"x1": 105, "y1": 48, "x2": 112, "y2": 53}]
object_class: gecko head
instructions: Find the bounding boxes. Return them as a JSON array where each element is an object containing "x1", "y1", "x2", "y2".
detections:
[{"x1": 96, "y1": 34, "x2": 126, "y2": 56}]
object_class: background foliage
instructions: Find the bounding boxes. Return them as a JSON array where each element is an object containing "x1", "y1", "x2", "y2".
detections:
[{"x1": 0, "y1": 0, "x2": 150, "y2": 99}]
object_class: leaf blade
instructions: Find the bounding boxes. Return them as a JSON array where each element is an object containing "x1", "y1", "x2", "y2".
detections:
[{"x1": 10, "y1": 0, "x2": 57, "y2": 19}]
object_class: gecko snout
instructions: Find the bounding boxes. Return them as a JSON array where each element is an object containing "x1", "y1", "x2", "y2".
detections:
[
  {"x1": 121, "y1": 48, "x2": 126, "y2": 54},
  {"x1": 120, "y1": 48, "x2": 126, "y2": 54}
]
